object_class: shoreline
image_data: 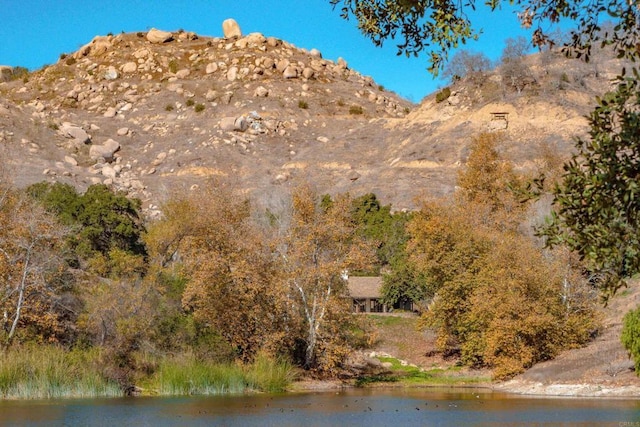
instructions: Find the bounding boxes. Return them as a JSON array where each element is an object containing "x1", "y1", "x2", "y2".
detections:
[{"x1": 289, "y1": 378, "x2": 640, "y2": 399}]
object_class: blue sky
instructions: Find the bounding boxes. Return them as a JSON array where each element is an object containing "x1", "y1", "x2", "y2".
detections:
[{"x1": 0, "y1": 1, "x2": 535, "y2": 102}]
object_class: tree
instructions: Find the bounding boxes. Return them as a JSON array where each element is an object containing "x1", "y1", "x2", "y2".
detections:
[
  {"x1": 0, "y1": 188, "x2": 73, "y2": 345},
  {"x1": 276, "y1": 186, "x2": 374, "y2": 370},
  {"x1": 330, "y1": 0, "x2": 639, "y2": 73},
  {"x1": 408, "y1": 142, "x2": 598, "y2": 378},
  {"x1": 456, "y1": 132, "x2": 529, "y2": 236},
  {"x1": 147, "y1": 186, "x2": 290, "y2": 362},
  {"x1": 442, "y1": 50, "x2": 492, "y2": 84},
  {"x1": 27, "y1": 183, "x2": 146, "y2": 277},
  {"x1": 542, "y1": 79, "x2": 640, "y2": 299},
  {"x1": 500, "y1": 36, "x2": 535, "y2": 93}
]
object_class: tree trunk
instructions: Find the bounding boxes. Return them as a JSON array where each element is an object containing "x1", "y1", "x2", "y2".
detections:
[{"x1": 7, "y1": 247, "x2": 31, "y2": 343}]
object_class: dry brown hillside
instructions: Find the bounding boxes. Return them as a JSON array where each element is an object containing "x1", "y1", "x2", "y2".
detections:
[{"x1": 0, "y1": 27, "x2": 627, "y2": 214}]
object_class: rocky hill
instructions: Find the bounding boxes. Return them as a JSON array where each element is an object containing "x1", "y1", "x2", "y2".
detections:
[{"x1": 0, "y1": 22, "x2": 626, "y2": 215}]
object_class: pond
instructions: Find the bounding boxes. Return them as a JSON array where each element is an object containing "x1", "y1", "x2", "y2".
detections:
[{"x1": 1, "y1": 387, "x2": 638, "y2": 426}]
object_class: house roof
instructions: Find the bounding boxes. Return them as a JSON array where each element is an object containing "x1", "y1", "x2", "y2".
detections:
[{"x1": 347, "y1": 276, "x2": 382, "y2": 298}]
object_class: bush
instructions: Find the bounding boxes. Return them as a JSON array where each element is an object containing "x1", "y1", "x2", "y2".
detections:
[
  {"x1": 194, "y1": 103, "x2": 205, "y2": 113},
  {"x1": 298, "y1": 100, "x2": 309, "y2": 109},
  {"x1": 186, "y1": 99, "x2": 195, "y2": 107},
  {"x1": 165, "y1": 104, "x2": 174, "y2": 111},
  {"x1": 622, "y1": 307, "x2": 640, "y2": 374},
  {"x1": 349, "y1": 105, "x2": 364, "y2": 115},
  {"x1": 168, "y1": 59, "x2": 179, "y2": 74},
  {"x1": 435, "y1": 87, "x2": 451, "y2": 103}
]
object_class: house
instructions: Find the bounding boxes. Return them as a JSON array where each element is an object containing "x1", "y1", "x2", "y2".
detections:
[
  {"x1": 347, "y1": 276, "x2": 388, "y2": 313},
  {"x1": 347, "y1": 276, "x2": 417, "y2": 313}
]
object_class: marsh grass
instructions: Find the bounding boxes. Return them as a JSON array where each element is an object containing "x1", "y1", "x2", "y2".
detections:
[
  {"x1": 0, "y1": 346, "x2": 296, "y2": 399},
  {"x1": 147, "y1": 352, "x2": 297, "y2": 396},
  {"x1": 245, "y1": 353, "x2": 298, "y2": 393},
  {"x1": 0, "y1": 345, "x2": 120, "y2": 399}
]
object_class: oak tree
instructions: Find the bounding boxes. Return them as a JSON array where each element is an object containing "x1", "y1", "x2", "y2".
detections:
[
  {"x1": 276, "y1": 185, "x2": 374, "y2": 370},
  {"x1": 0, "y1": 187, "x2": 72, "y2": 345}
]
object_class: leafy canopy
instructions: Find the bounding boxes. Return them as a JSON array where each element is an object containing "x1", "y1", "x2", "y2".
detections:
[
  {"x1": 542, "y1": 77, "x2": 640, "y2": 299},
  {"x1": 330, "y1": 0, "x2": 640, "y2": 73}
]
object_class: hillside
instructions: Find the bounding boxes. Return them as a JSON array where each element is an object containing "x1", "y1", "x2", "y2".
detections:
[{"x1": 0, "y1": 24, "x2": 626, "y2": 214}]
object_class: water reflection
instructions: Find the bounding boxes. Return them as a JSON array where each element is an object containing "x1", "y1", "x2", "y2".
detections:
[{"x1": 1, "y1": 387, "x2": 638, "y2": 426}]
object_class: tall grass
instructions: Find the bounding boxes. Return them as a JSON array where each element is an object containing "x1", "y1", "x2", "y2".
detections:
[
  {"x1": 0, "y1": 346, "x2": 297, "y2": 399},
  {"x1": 0, "y1": 345, "x2": 120, "y2": 399},
  {"x1": 149, "y1": 352, "x2": 297, "y2": 396}
]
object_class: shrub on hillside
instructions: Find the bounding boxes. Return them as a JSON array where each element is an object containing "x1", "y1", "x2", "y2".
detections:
[{"x1": 435, "y1": 87, "x2": 451, "y2": 103}]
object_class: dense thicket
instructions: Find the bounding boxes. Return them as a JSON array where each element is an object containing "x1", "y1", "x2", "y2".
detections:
[
  {"x1": 409, "y1": 134, "x2": 599, "y2": 379},
  {"x1": 0, "y1": 156, "x2": 604, "y2": 384}
]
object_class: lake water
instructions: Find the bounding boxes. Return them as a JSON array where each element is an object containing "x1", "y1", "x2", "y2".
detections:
[{"x1": 1, "y1": 387, "x2": 638, "y2": 426}]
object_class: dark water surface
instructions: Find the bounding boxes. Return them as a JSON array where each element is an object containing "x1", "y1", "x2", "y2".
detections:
[{"x1": 1, "y1": 387, "x2": 638, "y2": 426}]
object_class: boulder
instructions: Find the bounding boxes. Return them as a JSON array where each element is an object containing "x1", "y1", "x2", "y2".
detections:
[
  {"x1": 238, "y1": 32, "x2": 265, "y2": 48},
  {"x1": 64, "y1": 156, "x2": 78, "y2": 166},
  {"x1": 146, "y1": 28, "x2": 173, "y2": 44},
  {"x1": 222, "y1": 18, "x2": 242, "y2": 39},
  {"x1": 205, "y1": 62, "x2": 218, "y2": 74},
  {"x1": 205, "y1": 89, "x2": 218, "y2": 102},
  {"x1": 227, "y1": 67, "x2": 238, "y2": 81},
  {"x1": 101, "y1": 165, "x2": 117, "y2": 179},
  {"x1": 234, "y1": 117, "x2": 248, "y2": 132},
  {"x1": 302, "y1": 68, "x2": 314, "y2": 79},
  {"x1": 220, "y1": 117, "x2": 236, "y2": 131},
  {"x1": 253, "y1": 86, "x2": 269, "y2": 97},
  {"x1": 60, "y1": 123, "x2": 91, "y2": 144},
  {"x1": 89, "y1": 138, "x2": 120, "y2": 162},
  {"x1": 104, "y1": 66, "x2": 119, "y2": 80},
  {"x1": 283, "y1": 65, "x2": 298, "y2": 79},
  {"x1": 74, "y1": 36, "x2": 112, "y2": 58},
  {"x1": 121, "y1": 62, "x2": 137, "y2": 73},
  {"x1": 309, "y1": 48, "x2": 322, "y2": 58},
  {"x1": 175, "y1": 69, "x2": 191, "y2": 79}
]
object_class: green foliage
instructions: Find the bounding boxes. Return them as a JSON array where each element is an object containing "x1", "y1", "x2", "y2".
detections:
[
  {"x1": 541, "y1": 79, "x2": 640, "y2": 300},
  {"x1": 149, "y1": 352, "x2": 296, "y2": 395},
  {"x1": 165, "y1": 104, "x2": 174, "y2": 111},
  {"x1": 194, "y1": 103, "x2": 205, "y2": 113},
  {"x1": 168, "y1": 59, "x2": 179, "y2": 74},
  {"x1": 27, "y1": 182, "x2": 146, "y2": 277},
  {"x1": 298, "y1": 99, "x2": 309, "y2": 109},
  {"x1": 74, "y1": 184, "x2": 146, "y2": 258},
  {"x1": 185, "y1": 99, "x2": 195, "y2": 107},
  {"x1": 349, "y1": 105, "x2": 364, "y2": 115},
  {"x1": 26, "y1": 181, "x2": 79, "y2": 225},
  {"x1": 622, "y1": 307, "x2": 640, "y2": 375},
  {"x1": 349, "y1": 194, "x2": 423, "y2": 308},
  {"x1": 330, "y1": 0, "x2": 639, "y2": 74},
  {"x1": 0, "y1": 345, "x2": 120, "y2": 399},
  {"x1": 435, "y1": 87, "x2": 451, "y2": 103}
]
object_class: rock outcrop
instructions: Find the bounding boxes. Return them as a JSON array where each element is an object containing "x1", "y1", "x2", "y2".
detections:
[
  {"x1": 222, "y1": 18, "x2": 241, "y2": 38},
  {"x1": 146, "y1": 28, "x2": 173, "y2": 44}
]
